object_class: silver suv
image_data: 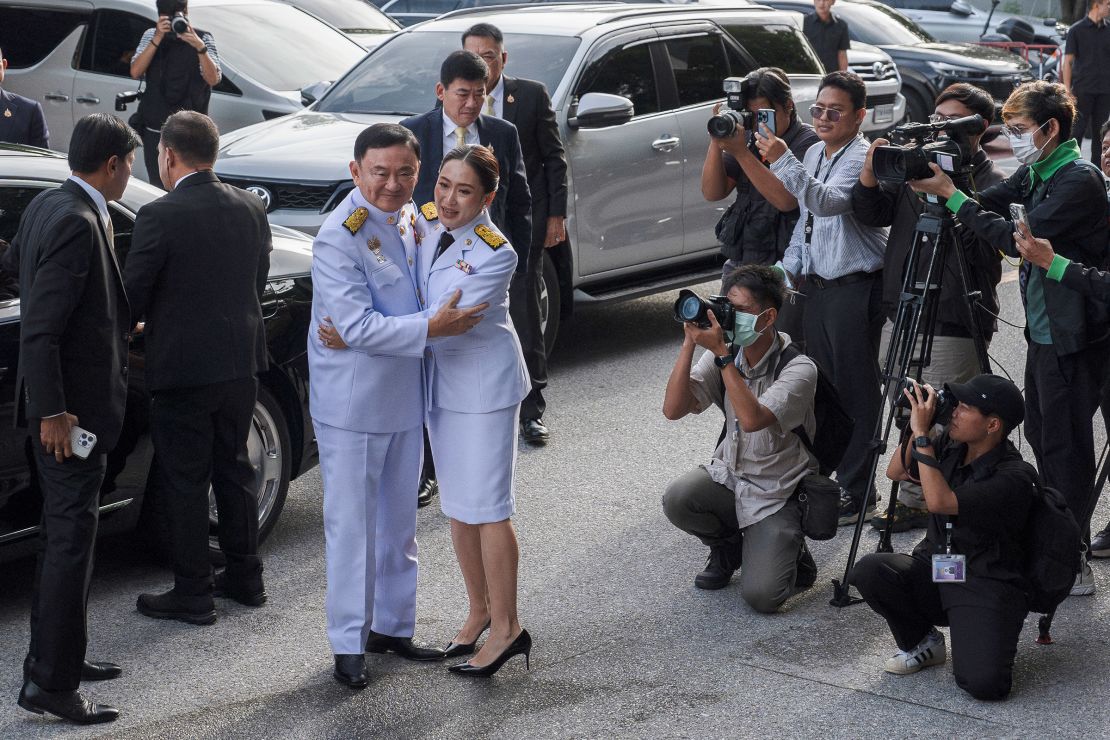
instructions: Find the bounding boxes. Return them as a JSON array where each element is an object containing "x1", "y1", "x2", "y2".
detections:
[{"x1": 215, "y1": 3, "x2": 902, "y2": 346}]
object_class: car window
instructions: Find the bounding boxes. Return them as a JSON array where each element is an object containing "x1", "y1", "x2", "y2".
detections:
[
  {"x1": 285, "y1": 0, "x2": 399, "y2": 32},
  {"x1": 187, "y1": 3, "x2": 366, "y2": 91},
  {"x1": 900, "y1": 0, "x2": 956, "y2": 9},
  {"x1": 724, "y1": 23, "x2": 822, "y2": 75},
  {"x1": 666, "y1": 35, "x2": 729, "y2": 108},
  {"x1": 834, "y1": 3, "x2": 934, "y2": 44},
  {"x1": 0, "y1": 185, "x2": 50, "y2": 244},
  {"x1": 575, "y1": 42, "x2": 660, "y2": 117},
  {"x1": 78, "y1": 10, "x2": 151, "y2": 78},
  {"x1": 319, "y1": 31, "x2": 579, "y2": 114},
  {"x1": 382, "y1": 0, "x2": 463, "y2": 12},
  {"x1": 0, "y1": 8, "x2": 87, "y2": 69}
]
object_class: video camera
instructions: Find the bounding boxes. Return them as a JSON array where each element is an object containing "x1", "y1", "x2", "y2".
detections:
[
  {"x1": 872, "y1": 114, "x2": 985, "y2": 185},
  {"x1": 706, "y1": 77, "x2": 775, "y2": 141}
]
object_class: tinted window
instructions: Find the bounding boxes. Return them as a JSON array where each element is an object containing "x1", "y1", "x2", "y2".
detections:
[
  {"x1": 319, "y1": 31, "x2": 579, "y2": 114},
  {"x1": 78, "y1": 10, "x2": 150, "y2": 78},
  {"x1": 901, "y1": 0, "x2": 957, "y2": 9},
  {"x1": 382, "y1": 0, "x2": 461, "y2": 12},
  {"x1": 283, "y1": 0, "x2": 399, "y2": 32},
  {"x1": 0, "y1": 186, "x2": 49, "y2": 244},
  {"x1": 833, "y1": 3, "x2": 934, "y2": 44},
  {"x1": 666, "y1": 35, "x2": 728, "y2": 108},
  {"x1": 576, "y1": 42, "x2": 659, "y2": 117},
  {"x1": 0, "y1": 8, "x2": 87, "y2": 69},
  {"x1": 725, "y1": 23, "x2": 822, "y2": 75}
]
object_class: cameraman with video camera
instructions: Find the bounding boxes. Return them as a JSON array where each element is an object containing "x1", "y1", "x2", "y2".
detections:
[
  {"x1": 850, "y1": 375, "x2": 1037, "y2": 700},
  {"x1": 851, "y1": 83, "x2": 1004, "y2": 533},
  {"x1": 910, "y1": 81, "x2": 1110, "y2": 596},
  {"x1": 702, "y1": 68, "x2": 818, "y2": 341},
  {"x1": 661, "y1": 265, "x2": 819, "y2": 613},
  {"x1": 130, "y1": 0, "x2": 221, "y2": 189}
]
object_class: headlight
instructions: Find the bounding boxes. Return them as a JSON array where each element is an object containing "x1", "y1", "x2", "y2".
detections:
[{"x1": 926, "y1": 61, "x2": 982, "y2": 80}]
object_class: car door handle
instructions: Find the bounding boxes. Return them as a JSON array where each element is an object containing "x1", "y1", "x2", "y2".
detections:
[
  {"x1": 76, "y1": 95, "x2": 101, "y2": 105},
  {"x1": 652, "y1": 135, "x2": 680, "y2": 152},
  {"x1": 44, "y1": 93, "x2": 70, "y2": 102}
]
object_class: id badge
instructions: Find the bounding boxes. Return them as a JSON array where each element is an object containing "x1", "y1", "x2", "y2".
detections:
[{"x1": 932, "y1": 554, "x2": 967, "y2": 583}]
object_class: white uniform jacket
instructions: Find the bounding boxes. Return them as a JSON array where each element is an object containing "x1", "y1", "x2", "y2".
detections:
[
  {"x1": 308, "y1": 189, "x2": 428, "y2": 432},
  {"x1": 416, "y1": 206, "x2": 529, "y2": 414}
]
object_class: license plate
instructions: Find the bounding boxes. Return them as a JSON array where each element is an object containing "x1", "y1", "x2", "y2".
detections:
[{"x1": 874, "y1": 104, "x2": 894, "y2": 124}]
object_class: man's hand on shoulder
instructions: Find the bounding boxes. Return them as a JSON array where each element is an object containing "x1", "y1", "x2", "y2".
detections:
[
  {"x1": 427, "y1": 289, "x2": 488, "y2": 338},
  {"x1": 40, "y1": 413, "x2": 78, "y2": 463}
]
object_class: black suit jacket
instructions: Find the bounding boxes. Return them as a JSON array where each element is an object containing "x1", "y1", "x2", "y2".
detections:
[
  {"x1": 501, "y1": 76, "x2": 567, "y2": 220},
  {"x1": 0, "y1": 88, "x2": 49, "y2": 149},
  {"x1": 401, "y1": 109, "x2": 532, "y2": 268},
  {"x1": 2, "y1": 180, "x2": 129, "y2": 449},
  {"x1": 124, "y1": 171, "x2": 272, "y2": 391}
]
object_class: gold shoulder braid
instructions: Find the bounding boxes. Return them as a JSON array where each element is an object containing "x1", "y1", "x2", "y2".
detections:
[
  {"x1": 474, "y1": 224, "x2": 506, "y2": 250},
  {"x1": 420, "y1": 202, "x2": 438, "y2": 220},
  {"x1": 343, "y1": 206, "x2": 369, "y2": 235}
]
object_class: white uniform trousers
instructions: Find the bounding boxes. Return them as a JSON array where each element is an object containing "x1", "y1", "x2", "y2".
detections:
[{"x1": 314, "y1": 419, "x2": 422, "y2": 655}]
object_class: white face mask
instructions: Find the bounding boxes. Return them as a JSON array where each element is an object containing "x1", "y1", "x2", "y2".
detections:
[{"x1": 1007, "y1": 120, "x2": 1050, "y2": 165}]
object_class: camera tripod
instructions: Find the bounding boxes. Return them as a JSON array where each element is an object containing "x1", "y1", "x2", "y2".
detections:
[{"x1": 830, "y1": 194, "x2": 992, "y2": 607}]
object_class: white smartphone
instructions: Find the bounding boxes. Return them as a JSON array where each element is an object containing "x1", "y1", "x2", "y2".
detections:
[
  {"x1": 69, "y1": 425, "x2": 98, "y2": 460},
  {"x1": 1009, "y1": 203, "x2": 1030, "y2": 237}
]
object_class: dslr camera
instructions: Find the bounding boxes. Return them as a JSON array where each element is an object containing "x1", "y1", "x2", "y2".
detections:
[
  {"x1": 170, "y1": 12, "x2": 190, "y2": 35},
  {"x1": 894, "y1": 378, "x2": 956, "y2": 426},
  {"x1": 871, "y1": 114, "x2": 985, "y2": 185},
  {"x1": 707, "y1": 77, "x2": 776, "y2": 141},
  {"x1": 673, "y1": 289, "x2": 736, "y2": 331}
]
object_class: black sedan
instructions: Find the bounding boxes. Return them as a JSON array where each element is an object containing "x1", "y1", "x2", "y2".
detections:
[{"x1": 0, "y1": 145, "x2": 317, "y2": 562}]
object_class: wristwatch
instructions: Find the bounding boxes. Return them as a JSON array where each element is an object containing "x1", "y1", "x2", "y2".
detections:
[
  {"x1": 913, "y1": 435, "x2": 933, "y2": 449},
  {"x1": 713, "y1": 351, "x2": 736, "y2": 369}
]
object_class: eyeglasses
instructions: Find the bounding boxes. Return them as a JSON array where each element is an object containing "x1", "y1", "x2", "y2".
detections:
[
  {"x1": 809, "y1": 105, "x2": 843, "y2": 122},
  {"x1": 927, "y1": 113, "x2": 956, "y2": 124}
]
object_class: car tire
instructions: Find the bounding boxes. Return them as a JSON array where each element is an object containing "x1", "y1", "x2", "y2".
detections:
[
  {"x1": 540, "y1": 249, "x2": 561, "y2": 355},
  {"x1": 138, "y1": 384, "x2": 292, "y2": 561}
]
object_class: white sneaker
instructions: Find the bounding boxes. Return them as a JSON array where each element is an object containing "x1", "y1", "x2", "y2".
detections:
[
  {"x1": 1070, "y1": 557, "x2": 1096, "y2": 597},
  {"x1": 883, "y1": 629, "x2": 947, "y2": 675}
]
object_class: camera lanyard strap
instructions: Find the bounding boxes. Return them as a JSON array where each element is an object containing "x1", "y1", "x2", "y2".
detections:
[{"x1": 802, "y1": 143, "x2": 853, "y2": 272}]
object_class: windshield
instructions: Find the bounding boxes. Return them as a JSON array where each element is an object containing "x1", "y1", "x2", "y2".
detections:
[
  {"x1": 318, "y1": 31, "x2": 580, "y2": 114},
  {"x1": 288, "y1": 0, "x2": 399, "y2": 33},
  {"x1": 190, "y1": 4, "x2": 366, "y2": 91},
  {"x1": 836, "y1": 3, "x2": 934, "y2": 45}
]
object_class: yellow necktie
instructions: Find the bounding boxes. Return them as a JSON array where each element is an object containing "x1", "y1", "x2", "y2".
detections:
[
  {"x1": 486, "y1": 95, "x2": 495, "y2": 115},
  {"x1": 454, "y1": 125, "x2": 467, "y2": 149}
]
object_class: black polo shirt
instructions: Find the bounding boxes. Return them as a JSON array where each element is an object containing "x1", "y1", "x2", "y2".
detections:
[
  {"x1": 910, "y1": 435, "x2": 1038, "y2": 609},
  {"x1": 1065, "y1": 17, "x2": 1110, "y2": 94},
  {"x1": 803, "y1": 12, "x2": 850, "y2": 74}
]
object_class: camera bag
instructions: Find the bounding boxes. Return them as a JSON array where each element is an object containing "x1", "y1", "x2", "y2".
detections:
[
  {"x1": 796, "y1": 473, "x2": 839, "y2": 541},
  {"x1": 1023, "y1": 483, "x2": 1081, "y2": 615}
]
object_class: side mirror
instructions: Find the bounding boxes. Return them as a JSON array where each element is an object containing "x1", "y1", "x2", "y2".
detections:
[
  {"x1": 300, "y1": 80, "x2": 332, "y2": 107},
  {"x1": 950, "y1": 0, "x2": 974, "y2": 16},
  {"x1": 115, "y1": 90, "x2": 140, "y2": 112},
  {"x1": 569, "y1": 92, "x2": 634, "y2": 129}
]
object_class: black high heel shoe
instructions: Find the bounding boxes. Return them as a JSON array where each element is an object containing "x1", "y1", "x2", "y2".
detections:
[
  {"x1": 448, "y1": 628, "x2": 531, "y2": 677},
  {"x1": 443, "y1": 620, "x2": 492, "y2": 659}
]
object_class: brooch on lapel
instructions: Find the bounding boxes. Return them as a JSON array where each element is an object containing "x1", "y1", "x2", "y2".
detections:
[
  {"x1": 3, "y1": 109, "x2": 11, "y2": 118},
  {"x1": 420, "y1": 202, "x2": 438, "y2": 221},
  {"x1": 455, "y1": 259, "x2": 473, "y2": 274},
  {"x1": 506, "y1": 94, "x2": 515, "y2": 104},
  {"x1": 344, "y1": 206, "x2": 369, "y2": 235},
  {"x1": 474, "y1": 224, "x2": 506, "y2": 250},
  {"x1": 368, "y1": 236, "x2": 386, "y2": 263}
]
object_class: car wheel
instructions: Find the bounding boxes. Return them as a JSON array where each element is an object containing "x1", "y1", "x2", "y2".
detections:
[{"x1": 540, "y1": 249, "x2": 561, "y2": 355}]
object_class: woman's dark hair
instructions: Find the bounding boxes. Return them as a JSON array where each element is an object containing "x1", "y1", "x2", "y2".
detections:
[
  {"x1": 156, "y1": 0, "x2": 187, "y2": 16},
  {"x1": 440, "y1": 50, "x2": 488, "y2": 88},
  {"x1": 441, "y1": 144, "x2": 499, "y2": 194},
  {"x1": 818, "y1": 70, "x2": 867, "y2": 112},
  {"x1": 69, "y1": 113, "x2": 141, "y2": 174},
  {"x1": 722, "y1": 264, "x2": 784, "y2": 312},
  {"x1": 353, "y1": 123, "x2": 420, "y2": 161},
  {"x1": 746, "y1": 67, "x2": 796, "y2": 123},
  {"x1": 935, "y1": 83, "x2": 995, "y2": 127}
]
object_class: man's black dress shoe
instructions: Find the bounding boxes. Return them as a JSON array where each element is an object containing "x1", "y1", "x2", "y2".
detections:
[
  {"x1": 136, "y1": 588, "x2": 217, "y2": 625},
  {"x1": 333, "y1": 654, "x2": 368, "y2": 689},
  {"x1": 18, "y1": 681, "x2": 119, "y2": 724},
  {"x1": 365, "y1": 631, "x2": 446, "y2": 661},
  {"x1": 448, "y1": 628, "x2": 532, "y2": 677},
  {"x1": 214, "y1": 570, "x2": 267, "y2": 607},
  {"x1": 23, "y1": 658, "x2": 121, "y2": 683},
  {"x1": 521, "y1": 418, "x2": 549, "y2": 444},
  {"x1": 417, "y1": 477, "x2": 438, "y2": 508},
  {"x1": 443, "y1": 621, "x2": 491, "y2": 658}
]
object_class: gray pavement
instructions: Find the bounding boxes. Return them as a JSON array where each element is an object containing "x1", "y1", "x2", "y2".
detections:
[{"x1": 3, "y1": 261, "x2": 1110, "y2": 739}]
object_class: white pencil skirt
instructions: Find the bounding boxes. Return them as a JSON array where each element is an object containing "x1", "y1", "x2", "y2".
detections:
[{"x1": 428, "y1": 404, "x2": 520, "y2": 524}]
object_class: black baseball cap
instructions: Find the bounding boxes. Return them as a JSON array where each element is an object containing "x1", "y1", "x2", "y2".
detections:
[{"x1": 944, "y1": 374, "x2": 1025, "y2": 430}]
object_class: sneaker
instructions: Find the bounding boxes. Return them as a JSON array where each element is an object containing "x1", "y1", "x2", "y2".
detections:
[
  {"x1": 694, "y1": 543, "x2": 742, "y2": 590},
  {"x1": 838, "y1": 489, "x2": 877, "y2": 527},
  {"x1": 1070, "y1": 556, "x2": 1096, "y2": 597},
  {"x1": 794, "y1": 542, "x2": 817, "y2": 591},
  {"x1": 1091, "y1": 524, "x2": 1110, "y2": 559},
  {"x1": 870, "y1": 501, "x2": 930, "y2": 533},
  {"x1": 883, "y1": 629, "x2": 947, "y2": 675}
]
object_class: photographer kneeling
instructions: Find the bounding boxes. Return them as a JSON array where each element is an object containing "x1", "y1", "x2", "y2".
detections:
[
  {"x1": 850, "y1": 376, "x2": 1036, "y2": 700},
  {"x1": 662, "y1": 266, "x2": 818, "y2": 613}
]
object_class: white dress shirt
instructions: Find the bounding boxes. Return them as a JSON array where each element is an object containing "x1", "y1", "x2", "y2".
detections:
[
  {"x1": 67, "y1": 175, "x2": 111, "y2": 233},
  {"x1": 441, "y1": 110, "x2": 478, "y2": 157}
]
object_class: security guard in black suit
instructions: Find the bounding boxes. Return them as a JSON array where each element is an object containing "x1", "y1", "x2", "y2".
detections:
[{"x1": 0, "y1": 47, "x2": 50, "y2": 148}]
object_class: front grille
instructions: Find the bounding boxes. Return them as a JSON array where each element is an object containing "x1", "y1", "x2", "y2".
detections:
[
  {"x1": 850, "y1": 61, "x2": 898, "y2": 82},
  {"x1": 866, "y1": 93, "x2": 897, "y2": 108},
  {"x1": 221, "y1": 177, "x2": 346, "y2": 213}
]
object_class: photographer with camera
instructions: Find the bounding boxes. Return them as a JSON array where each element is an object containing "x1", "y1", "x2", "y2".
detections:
[
  {"x1": 910, "y1": 81, "x2": 1109, "y2": 595},
  {"x1": 755, "y1": 71, "x2": 888, "y2": 527},
  {"x1": 130, "y1": 0, "x2": 221, "y2": 189},
  {"x1": 702, "y1": 68, "x2": 818, "y2": 341},
  {"x1": 851, "y1": 83, "x2": 1004, "y2": 532},
  {"x1": 661, "y1": 265, "x2": 819, "y2": 613},
  {"x1": 850, "y1": 375, "x2": 1036, "y2": 700}
]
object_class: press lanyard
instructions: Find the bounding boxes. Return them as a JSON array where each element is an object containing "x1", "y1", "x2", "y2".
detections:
[
  {"x1": 944, "y1": 521, "x2": 954, "y2": 555},
  {"x1": 932, "y1": 520, "x2": 966, "y2": 583}
]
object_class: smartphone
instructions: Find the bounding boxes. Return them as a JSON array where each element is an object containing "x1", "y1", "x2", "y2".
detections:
[
  {"x1": 69, "y1": 425, "x2": 98, "y2": 460},
  {"x1": 757, "y1": 108, "x2": 776, "y2": 137},
  {"x1": 1009, "y1": 203, "x2": 1030, "y2": 237}
]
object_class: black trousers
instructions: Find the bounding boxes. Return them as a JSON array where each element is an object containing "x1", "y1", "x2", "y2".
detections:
[
  {"x1": 850, "y1": 553, "x2": 1026, "y2": 701},
  {"x1": 26, "y1": 424, "x2": 107, "y2": 692},
  {"x1": 150, "y1": 377, "x2": 260, "y2": 593},
  {"x1": 803, "y1": 272, "x2": 884, "y2": 503},
  {"x1": 1074, "y1": 93, "x2": 1110, "y2": 163},
  {"x1": 141, "y1": 127, "x2": 166, "y2": 190},
  {"x1": 1025, "y1": 343, "x2": 1106, "y2": 537},
  {"x1": 509, "y1": 199, "x2": 550, "y2": 421}
]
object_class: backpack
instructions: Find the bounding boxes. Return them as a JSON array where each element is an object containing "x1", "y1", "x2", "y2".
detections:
[
  {"x1": 1023, "y1": 482, "x2": 1081, "y2": 615},
  {"x1": 716, "y1": 343, "x2": 854, "y2": 476}
]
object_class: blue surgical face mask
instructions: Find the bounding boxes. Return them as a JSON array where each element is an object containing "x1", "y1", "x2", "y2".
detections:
[{"x1": 733, "y1": 308, "x2": 770, "y2": 348}]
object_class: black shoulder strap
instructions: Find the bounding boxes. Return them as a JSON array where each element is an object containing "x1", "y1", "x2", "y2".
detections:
[{"x1": 773, "y1": 344, "x2": 818, "y2": 460}]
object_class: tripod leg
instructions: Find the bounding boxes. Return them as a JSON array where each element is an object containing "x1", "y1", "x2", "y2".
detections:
[{"x1": 876, "y1": 479, "x2": 900, "y2": 554}]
